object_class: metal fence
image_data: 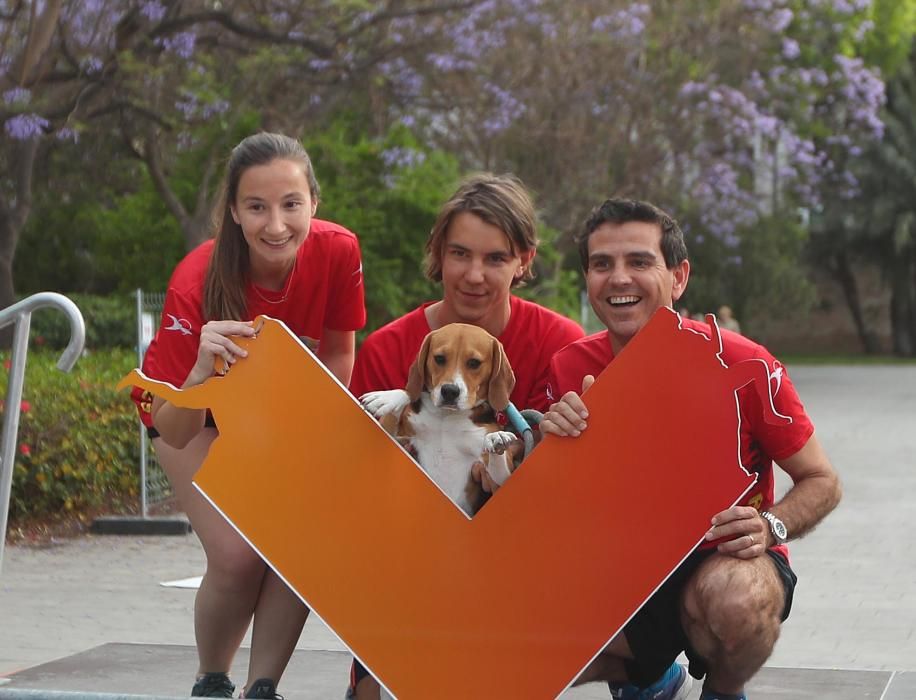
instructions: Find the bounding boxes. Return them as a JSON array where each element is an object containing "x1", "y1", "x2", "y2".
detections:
[{"x1": 135, "y1": 289, "x2": 171, "y2": 517}]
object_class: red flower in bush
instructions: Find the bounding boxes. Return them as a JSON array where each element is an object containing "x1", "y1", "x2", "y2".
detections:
[
  {"x1": 19, "y1": 444, "x2": 30, "y2": 456},
  {"x1": 20, "y1": 400, "x2": 30, "y2": 413},
  {"x1": 3, "y1": 359, "x2": 9, "y2": 370}
]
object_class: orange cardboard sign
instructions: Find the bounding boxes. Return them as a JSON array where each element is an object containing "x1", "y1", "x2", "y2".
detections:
[{"x1": 119, "y1": 308, "x2": 788, "y2": 699}]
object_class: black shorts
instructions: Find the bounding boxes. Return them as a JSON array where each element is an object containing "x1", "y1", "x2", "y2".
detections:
[
  {"x1": 146, "y1": 412, "x2": 217, "y2": 439},
  {"x1": 350, "y1": 658, "x2": 370, "y2": 687},
  {"x1": 623, "y1": 548, "x2": 797, "y2": 687}
]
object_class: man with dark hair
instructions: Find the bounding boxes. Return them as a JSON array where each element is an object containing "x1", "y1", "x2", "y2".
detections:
[{"x1": 542, "y1": 198, "x2": 842, "y2": 700}]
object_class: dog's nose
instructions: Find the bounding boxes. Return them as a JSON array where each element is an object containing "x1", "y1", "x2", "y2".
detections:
[{"x1": 440, "y1": 384, "x2": 460, "y2": 404}]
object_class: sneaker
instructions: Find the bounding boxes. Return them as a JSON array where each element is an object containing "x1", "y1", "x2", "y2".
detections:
[
  {"x1": 242, "y1": 678, "x2": 284, "y2": 699},
  {"x1": 642, "y1": 663, "x2": 692, "y2": 700},
  {"x1": 608, "y1": 663, "x2": 691, "y2": 700},
  {"x1": 608, "y1": 681, "x2": 641, "y2": 699},
  {"x1": 191, "y1": 672, "x2": 235, "y2": 698}
]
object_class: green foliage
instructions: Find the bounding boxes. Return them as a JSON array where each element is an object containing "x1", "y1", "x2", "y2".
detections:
[
  {"x1": 735, "y1": 216, "x2": 816, "y2": 324},
  {"x1": 305, "y1": 116, "x2": 461, "y2": 334},
  {"x1": 28, "y1": 293, "x2": 136, "y2": 350},
  {"x1": 682, "y1": 215, "x2": 815, "y2": 325},
  {"x1": 305, "y1": 113, "x2": 583, "y2": 333},
  {"x1": 81, "y1": 186, "x2": 185, "y2": 293},
  {"x1": 863, "y1": 0, "x2": 916, "y2": 76},
  {"x1": 1, "y1": 349, "x2": 139, "y2": 522},
  {"x1": 16, "y1": 147, "x2": 185, "y2": 296},
  {"x1": 514, "y1": 223, "x2": 583, "y2": 322}
]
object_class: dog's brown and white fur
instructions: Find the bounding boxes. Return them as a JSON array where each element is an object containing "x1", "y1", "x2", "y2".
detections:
[{"x1": 360, "y1": 323, "x2": 520, "y2": 516}]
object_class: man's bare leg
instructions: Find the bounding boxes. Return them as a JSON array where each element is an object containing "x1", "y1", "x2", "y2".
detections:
[{"x1": 681, "y1": 553, "x2": 783, "y2": 695}]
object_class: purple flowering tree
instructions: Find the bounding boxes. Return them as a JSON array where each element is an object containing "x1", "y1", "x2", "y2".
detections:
[
  {"x1": 0, "y1": 0, "x2": 473, "y2": 314},
  {"x1": 366, "y1": 0, "x2": 887, "y2": 324}
]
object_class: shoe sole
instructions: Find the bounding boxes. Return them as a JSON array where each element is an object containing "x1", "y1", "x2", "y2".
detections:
[{"x1": 671, "y1": 670, "x2": 693, "y2": 700}]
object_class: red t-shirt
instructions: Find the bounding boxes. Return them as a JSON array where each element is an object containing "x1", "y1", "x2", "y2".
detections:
[
  {"x1": 350, "y1": 295, "x2": 584, "y2": 412},
  {"x1": 547, "y1": 317, "x2": 814, "y2": 559},
  {"x1": 133, "y1": 219, "x2": 366, "y2": 427}
]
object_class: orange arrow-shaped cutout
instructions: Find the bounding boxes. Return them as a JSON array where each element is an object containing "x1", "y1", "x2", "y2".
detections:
[{"x1": 119, "y1": 308, "x2": 787, "y2": 699}]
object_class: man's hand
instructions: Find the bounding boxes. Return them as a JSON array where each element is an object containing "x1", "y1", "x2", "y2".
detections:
[
  {"x1": 471, "y1": 460, "x2": 499, "y2": 493},
  {"x1": 705, "y1": 506, "x2": 771, "y2": 559},
  {"x1": 540, "y1": 375, "x2": 595, "y2": 437}
]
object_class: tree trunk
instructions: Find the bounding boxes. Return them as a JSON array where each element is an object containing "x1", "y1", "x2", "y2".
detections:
[
  {"x1": 910, "y1": 263, "x2": 916, "y2": 357},
  {"x1": 890, "y1": 289, "x2": 912, "y2": 356},
  {"x1": 831, "y1": 250, "x2": 880, "y2": 354},
  {"x1": 181, "y1": 210, "x2": 212, "y2": 251},
  {"x1": 0, "y1": 138, "x2": 40, "y2": 346},
  {"x1": 0, "y1": 222, "x2": 19, "y2": 348},
  {"x1": 889, "y1": 255, "x2": 916, "y2": 357},
  {"x1": 0, "y1": 222, "x2": 16, "y2": 311},
  {"x1": 140, "y1": 128, "x2": 223, "y2": 251}
]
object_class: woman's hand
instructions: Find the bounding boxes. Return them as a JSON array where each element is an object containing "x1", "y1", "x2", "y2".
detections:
[{"x1": 185, "y1": 320, "x2": 256, "y2": 387}]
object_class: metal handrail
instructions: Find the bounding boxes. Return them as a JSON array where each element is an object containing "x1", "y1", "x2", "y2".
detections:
[{"x1": 0, "y1": 292, "x2": 85, "y2": 573}]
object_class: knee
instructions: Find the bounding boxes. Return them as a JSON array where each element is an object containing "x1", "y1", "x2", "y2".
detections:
[
  {"x1": 203, "y1": 536, "x2": 264, "y2": 583},
  {"x1": 685, "y1": 558, "x2": 781, "y2": 653}
]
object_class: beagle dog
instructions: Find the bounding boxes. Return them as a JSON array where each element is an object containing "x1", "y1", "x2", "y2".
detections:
[{"x1": 361, "y1": 323, "x2": 520, "y2": 516}]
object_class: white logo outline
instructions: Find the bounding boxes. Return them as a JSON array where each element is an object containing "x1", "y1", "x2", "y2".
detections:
[{"x1": 164, "y1": 314, "x2": 193, "y2": 336}]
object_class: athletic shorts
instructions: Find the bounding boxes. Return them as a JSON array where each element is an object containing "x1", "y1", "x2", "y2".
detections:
[
  {"x1": 146, "y1": 412, "x2": 217, "y2": 439},
  {"x1": 350, "y1": 658, "x2": 370, "y2": 688},
  {"x1": 623, "y1": 548, "x2": 797, "y2": 687}
]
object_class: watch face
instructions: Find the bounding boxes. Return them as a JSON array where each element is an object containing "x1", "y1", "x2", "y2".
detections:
[{"x1": 763, "y1": 512, "x2": 787, "y2": 542}]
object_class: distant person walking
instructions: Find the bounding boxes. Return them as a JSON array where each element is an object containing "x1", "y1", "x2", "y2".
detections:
[
  {"x1": 717, "y1": 305, "x2": 741, "y2": 333},
  {"x1": 130, "y1": 132, "x2": 366, "y2": 698}
]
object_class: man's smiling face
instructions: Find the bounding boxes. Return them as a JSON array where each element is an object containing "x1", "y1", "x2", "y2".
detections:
[{"x1": 585, "y1": 220, "x2": 689, "y2": 353}]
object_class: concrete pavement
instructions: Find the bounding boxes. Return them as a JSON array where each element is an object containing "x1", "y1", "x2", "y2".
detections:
[{"x1": 1, "y1": 365, "x2": 914, "y2": 698}]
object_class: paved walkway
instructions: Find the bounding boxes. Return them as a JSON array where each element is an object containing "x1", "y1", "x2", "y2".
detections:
[{"x1": 1, "y1": 365, "x2": 914, "y2": 698}]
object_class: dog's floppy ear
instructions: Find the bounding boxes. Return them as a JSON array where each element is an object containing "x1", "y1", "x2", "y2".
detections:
[
  {"x1": 487, "y1": 336, "x2": 516, "y2": 410},
  {"x1": 406, "y1": 333, "x2": 432, "y2": 402}
]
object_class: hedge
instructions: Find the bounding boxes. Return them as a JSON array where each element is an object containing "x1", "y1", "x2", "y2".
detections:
[
  {"x1": 27, "y1": 293, "x2": 138, "y2": 350},
  {"x1": 1, "y1": 348, "x2": 140, "y2": 522}
]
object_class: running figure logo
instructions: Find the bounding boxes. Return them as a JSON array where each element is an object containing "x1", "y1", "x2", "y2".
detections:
[{"x1": 164, "y1": 314, "x2": 193, "y2": 335}]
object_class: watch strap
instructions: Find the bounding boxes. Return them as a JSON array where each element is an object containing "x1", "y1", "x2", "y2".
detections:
[{"x1": 761, "y1": 510, "x2": 788, "y2": 544}]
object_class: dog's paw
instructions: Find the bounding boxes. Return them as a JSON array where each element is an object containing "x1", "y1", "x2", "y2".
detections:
[
  {"x1": 360, "y1": 389, "x2": 410, "y2": 418},
  {"x1": 485, "y1": 431, "x2": 518, "y2": 454}
]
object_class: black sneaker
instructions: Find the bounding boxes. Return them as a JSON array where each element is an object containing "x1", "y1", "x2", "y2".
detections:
[
  {"x1": 191, "y1": 672, "x2": 235, "y2": 698},
  {"x1": 243, "y1": 678, "x2": 284, "y2": 699}
]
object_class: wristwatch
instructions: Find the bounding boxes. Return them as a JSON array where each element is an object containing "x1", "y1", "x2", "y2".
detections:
[{"x1": 760, "y1": 511, "x2": 788, "y2": 545}]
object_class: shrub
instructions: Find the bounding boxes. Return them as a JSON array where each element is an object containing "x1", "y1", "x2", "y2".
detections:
[
  {"x1": 1, "y1": 348, "x2": 140, "y2": 523},
  {"x1": 27, "y1": 293, "x2": 138, "y2": 350}
]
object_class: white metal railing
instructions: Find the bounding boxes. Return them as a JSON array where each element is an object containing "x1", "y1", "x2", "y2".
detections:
[{"x1": 0, "y1": 292, "x2": 85, "y2": 573}]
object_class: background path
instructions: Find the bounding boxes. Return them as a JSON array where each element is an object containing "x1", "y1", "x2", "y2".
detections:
[{"x1": 1, "y1": 365, "x2": 914, "y2": 697}]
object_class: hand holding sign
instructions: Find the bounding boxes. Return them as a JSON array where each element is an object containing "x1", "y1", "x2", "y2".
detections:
[{"x1": 119, "y1": 309, "x2": 778, "y2": 699}]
